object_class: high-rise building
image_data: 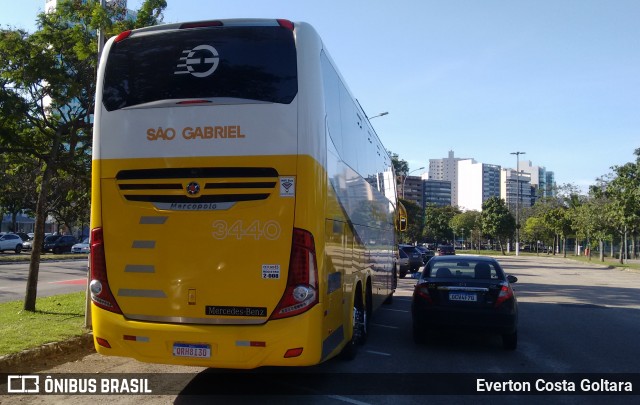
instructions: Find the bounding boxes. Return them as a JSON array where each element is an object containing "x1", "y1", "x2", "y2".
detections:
[
  {"x1": 401, "y1": 175, "x2": 424, "y2": 207},
  {"x1": 501, "y1": 168, "x2": 532, "y2": 211},
  {"x1": 457, "y1": 160, "x2": 501, "y2": 211},
  {"x1": 428, "y1": 150, "x2": 469, "y2": 207},
  {"x1": 423, "y1": 179, "x2": 452, "y2": 207},
  {"x1": 518, "y1": 160, "x2": 556, "y2": 200}
]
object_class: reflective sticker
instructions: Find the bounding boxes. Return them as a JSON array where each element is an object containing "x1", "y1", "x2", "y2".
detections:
[
  {"x1": 262, "y1": 264, "x2": 280, "y2": 279},
  {"x1": 279, "y1": 177, "x2": 295, "y2": 197}
]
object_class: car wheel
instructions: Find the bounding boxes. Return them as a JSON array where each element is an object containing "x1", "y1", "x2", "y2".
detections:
[
  {"x1": 53, "y1": 247, "x2": 61, "y2": 254},
  {"x1": 399, "y1": 269, "x2": 407, "y2": 279},
  {"x1": 502, "y1": 330, "x2": 517, "y2": 350},
  {"x1": 15, "y1": 244, "x2": 22, "y2": 254}
]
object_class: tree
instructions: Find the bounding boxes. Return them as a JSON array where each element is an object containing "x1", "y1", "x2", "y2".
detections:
[
  {"x1": 399, "y1": 198, "x2": 423, "y2": 243},
  {"x1": 522, "y1": 216, "x2": 554, "y2": 255},
  {"x1": 423, "y1": 203, "x2": 460, "y2": 244},
  {"x1": 0, "y1": 0, "x2": 167, "y2": 311},
  {"x1": 389, "y1": 151, "x2": 409, "y2": 177},
  {"x1": 593, "y1": 149, "x2": 640, "y2": 263},
  {"x1": 480, "y1": 197, "x2": 515, "y2": 255},
  {"x1": 450, "y1": 210, "x2": 481, "y2": 249}
]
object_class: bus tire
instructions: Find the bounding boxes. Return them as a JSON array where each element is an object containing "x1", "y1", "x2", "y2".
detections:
[{"x1": 340, "y1": 294, "x2": 365, "y2": 361}]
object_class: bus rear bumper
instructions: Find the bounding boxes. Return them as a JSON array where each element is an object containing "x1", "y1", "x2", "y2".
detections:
[{"x1": 91, "y1": 304, "x2": 329, "y2": 369}]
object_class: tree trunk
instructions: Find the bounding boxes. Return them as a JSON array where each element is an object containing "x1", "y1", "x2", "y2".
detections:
[{"x1": 24, "y1": 133, "x2": 61, "y2": 312}]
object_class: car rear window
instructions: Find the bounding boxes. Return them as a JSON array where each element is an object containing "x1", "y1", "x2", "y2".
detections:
[
  {"x1": 103, "y1": 26, "x2": 298, "y2": 111},
  {"x1": 427, "y1": 260, "x2": 504, "y2": 280}
]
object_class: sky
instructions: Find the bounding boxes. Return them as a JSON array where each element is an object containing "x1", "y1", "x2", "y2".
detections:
[{"x1": 2, "y1": 0, "x2": 639, "y2": 192}]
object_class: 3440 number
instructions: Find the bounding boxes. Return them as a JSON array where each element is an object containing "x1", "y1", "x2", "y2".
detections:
[{"x1": 212, "y1": 220, "x2": 281, "y2": 240}]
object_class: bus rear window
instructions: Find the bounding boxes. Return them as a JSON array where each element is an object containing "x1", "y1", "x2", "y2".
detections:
[{"x1": 102, "y1": 26, "x2": 298, "y2": 111}]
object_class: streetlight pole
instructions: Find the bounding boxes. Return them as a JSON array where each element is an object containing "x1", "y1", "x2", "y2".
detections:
[
  {"x1": 402, "y1": 167, "x2": 425, "y2": 199},
  {"x1": 369, "y1": 111, "x2": 389, "y2": 120},
  {"x1": 510, "y1": 151, "x2": 526, "y2": 256}
]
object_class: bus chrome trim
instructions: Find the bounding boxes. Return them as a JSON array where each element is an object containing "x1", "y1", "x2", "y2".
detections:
[
  {"x1": 152, "y1": 202, "x2": 236, "y2": 211},
  {"x1": 123, "y1": 313, "x2": 267, "y2": 325}
]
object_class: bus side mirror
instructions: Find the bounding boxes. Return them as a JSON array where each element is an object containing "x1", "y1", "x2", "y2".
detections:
[
  {"x1": 399, "y1": 216, "x2": 407, "y2": 232},
  {"x1": 397, "y1": 201, "x2": 408, "y2": 232}
]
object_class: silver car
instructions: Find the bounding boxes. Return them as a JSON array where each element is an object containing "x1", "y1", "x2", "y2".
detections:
[{"x1": 0, "y1": 233, "x2": 23, "y2": 253}]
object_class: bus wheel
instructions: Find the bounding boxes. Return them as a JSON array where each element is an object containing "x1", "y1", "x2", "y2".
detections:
[
  {"x1": 353, "y1": 298, "x2": 367, "y2": 345},
  {"x1": 340, "y1": 294, "x2": 367, "y2": 361}
]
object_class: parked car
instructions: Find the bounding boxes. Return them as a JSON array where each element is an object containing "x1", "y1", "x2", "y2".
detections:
[
  {"x1": 398, "y1": 244, "x2": 423, "y2": 276},
  {"x1": 14, "y1": 232, "x2": 30, "y2": 242},
  {"x1": 415, "y1": 245, "x2": 435, "y2": 264},
  {"x1": 436, "y1": 244, "x2": 456, "y2": 255},
  {"x1": 22, "y1": 239, "x2": 33, "y2": 251},
  {"x1": 398, "y1": 248, "x2": 411, "y2": 279},
  {"x1": 411, "y1": 255, "x2": 519, "y2": 350},
  {"x1": 0, "y1": 233, "x2": 23, "y2": 253},
  {"x1": 43, "y1": 235, "x2": 77, "y2": 254},
  {"x1": 71, "y1": 238, "x2": 90, "y2": 254}
]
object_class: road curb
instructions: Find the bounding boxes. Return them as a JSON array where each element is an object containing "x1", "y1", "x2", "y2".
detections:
[{"x1": 0, "y1": 333, "x2": 95, "y2": 373}]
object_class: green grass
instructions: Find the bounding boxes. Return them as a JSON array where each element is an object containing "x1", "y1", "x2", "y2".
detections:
[
  {"x1": 457, "y1": 249, "x2": 640, "y2": 270},
  {"x1": 0, "y1": 291, "x2": 88, "y2": 356}
]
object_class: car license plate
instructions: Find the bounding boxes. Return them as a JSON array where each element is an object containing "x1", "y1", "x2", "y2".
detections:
[
  {"x1": 449, "y1": 292, "x2": 477, "y2": 302},
  {"x1": 173, "y1": 343, "x2": 211, "y2": 358}
]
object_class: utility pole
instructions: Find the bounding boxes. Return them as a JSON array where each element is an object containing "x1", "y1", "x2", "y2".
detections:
[{"x1": 510, "y1": 151, "x2": 525, "y2": 256}]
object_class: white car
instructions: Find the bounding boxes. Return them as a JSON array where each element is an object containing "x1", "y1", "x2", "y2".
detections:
[
  {"x1": 71, "y1": 238, "x2": 90, "y2": 254},
  {"x1": 0, "y1": 233, "x2": 23, "y2": 253}
]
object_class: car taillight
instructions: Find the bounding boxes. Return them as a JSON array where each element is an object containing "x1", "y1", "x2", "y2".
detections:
[
  {"x1": 414, "y1": 284, "x2": 433, "y2": 304},
  {"x1": 89, "y1": 228, "x2": 122, "y2": 314},
  {"x1": 270, "y1": 228, "x2": 318, "y2": 320},
  {"x1": 495, "y1": 284, "x2": 514, "y2": 308},
  {"x1": 277, "y1": 19, "x2": 294, "y2": 30}
]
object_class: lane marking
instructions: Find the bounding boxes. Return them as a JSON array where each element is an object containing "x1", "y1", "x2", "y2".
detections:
[
  {"x1": 366, "y1": 350, "x2": 392, "y2": 356},
  {"x1": 371, "y1": 323, "x2": 399, "y2": 329}
]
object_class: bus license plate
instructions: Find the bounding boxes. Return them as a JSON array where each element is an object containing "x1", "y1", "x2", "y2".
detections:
[
  {"x1": 173, "y1": 343, "x2": 211, "y2": 358},
  {"x1": 449, "y1": 292, "x2": 477, "y2": 302}
]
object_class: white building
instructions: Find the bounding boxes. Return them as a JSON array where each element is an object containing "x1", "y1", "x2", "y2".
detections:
[
  {"x1": 457, "y1": 160, "x2": 501, "y2": 211},
  {"x1": 428, "y1": 151, "x2": 469, "y2": 207}
]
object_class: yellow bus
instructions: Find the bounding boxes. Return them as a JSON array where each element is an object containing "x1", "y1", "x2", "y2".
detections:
[{"x1": 90, "y1": 18, "x2": 403, "y2": 368}]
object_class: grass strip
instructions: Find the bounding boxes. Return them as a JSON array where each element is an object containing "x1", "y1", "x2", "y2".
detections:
[{"x1": 0, "y1": 291, "x2": 87, "y2": 356}]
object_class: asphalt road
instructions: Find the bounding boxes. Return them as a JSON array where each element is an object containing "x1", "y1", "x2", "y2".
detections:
[
  {"x1": 0, "y1": 258, "x2": 88, "y2": 303},
  {"x1": 2, "y1": 255, "x2": 640, "y2": 404}
]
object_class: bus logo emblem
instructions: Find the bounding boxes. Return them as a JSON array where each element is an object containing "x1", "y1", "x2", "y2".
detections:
[
  {"x1": 186, "y1": 182, "x2": 201, "y2": 195},
  {"x1": 175, "y1": 45, "x2": 220, "y2": 78}
]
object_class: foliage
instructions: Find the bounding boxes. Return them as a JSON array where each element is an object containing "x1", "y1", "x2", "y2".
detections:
[
  {"x1": 0, "y1": 0, "x2": 167, "y2": 311},
  {"x1": 389, "y1": 150, "x2": 409, "y2": 177},
  {"x1": 399, "y1": 198, "x2": 423, "y2": 243},
  {"x1": 480, "y1": 197, "x2": 515, "y2": 254},
  {"x1": 423, "y1": 203, "x2": 460, "y2": 243},
  {"x1": 450, "y1": 210, "x2": 481, "y2": 248}
]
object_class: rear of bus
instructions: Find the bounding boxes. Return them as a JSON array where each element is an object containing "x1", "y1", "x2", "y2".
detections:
[{"x1": 90, "y1": 19, "x2": 327, "y2": 368}]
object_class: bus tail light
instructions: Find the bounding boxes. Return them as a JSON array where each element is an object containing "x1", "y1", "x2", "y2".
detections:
[
  {"x1": 270, "y1": 228, "x2": 319, "y2": 320},
  {"x1": 90, "y1": 227, "x2": 122, "y2": 314}
]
